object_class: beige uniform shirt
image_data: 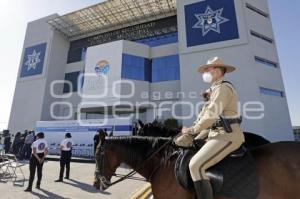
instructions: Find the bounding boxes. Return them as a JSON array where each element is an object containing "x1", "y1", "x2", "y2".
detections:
[{"x1": 192, "y1": 78, "x2": 245, "y2": 143}]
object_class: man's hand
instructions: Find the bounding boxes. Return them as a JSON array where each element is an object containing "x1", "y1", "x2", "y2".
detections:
[
  {"x1": 39, "y1": 158, "x2": 44, "y2": 164},
  {"x1": 181, "y1": 126, "x2": 193, "y2": 135}
]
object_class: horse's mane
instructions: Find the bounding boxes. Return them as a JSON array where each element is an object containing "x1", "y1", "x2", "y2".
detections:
[
  {"x1": 105, "y1": 136, "x2": 174, "y2": 167},
  {"x1": 138, "y1": 122, "x2": 180, "y2": 137},
  {"x1": 138, "y1": 122, "x2": 271, "y2": 149},
  {"x1": 105, "y1": 136, "x2": 172, "y2": 152}
]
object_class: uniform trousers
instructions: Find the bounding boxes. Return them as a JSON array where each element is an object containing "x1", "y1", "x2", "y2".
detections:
[
  {"x1": 28, "y1": 153, "x2": 44, "y2": 188},
  {"x1": 189, "y1": 139, "x2": 241, "y2": 181},
  {"x1": 59, "y1": 150, "x2": 72, "y2": 179}
]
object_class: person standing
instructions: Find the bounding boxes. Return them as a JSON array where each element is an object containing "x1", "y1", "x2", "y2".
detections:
[
  {"x1": 25, "y1": 131, "x2": 35, "y2": 159},
  {"x1": 24, "y1": 132, "x2": 48, "y2": 192},
  {"x1": 20, "y1": 130, "x2": 35, "y2": 160},
  {"x1": 12, "y1": 132, "x2": 22, "y2": 156},
  {"x1": 55, "y1": 133, "x2": 73, "y2": 182},
  {"x1": 18, "y1": 130, "x2": 27, "y2": 159},
  {"x1": 3, "y1": 130, "x2": 11, "y2": 154}
]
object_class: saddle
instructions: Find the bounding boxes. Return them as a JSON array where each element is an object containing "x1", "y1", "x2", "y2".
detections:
[{"x1": 174, "y1": 142, "x2": 259, "y2": 199}]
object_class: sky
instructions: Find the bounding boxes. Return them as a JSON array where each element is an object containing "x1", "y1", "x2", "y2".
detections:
[{"x1": 0, "y1": 0, "x2": 299, "y2": 130}]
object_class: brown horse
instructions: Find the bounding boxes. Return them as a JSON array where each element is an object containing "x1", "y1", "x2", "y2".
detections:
[{"x1": 93, "y1": 135, "x2": 300, "y2": 199}]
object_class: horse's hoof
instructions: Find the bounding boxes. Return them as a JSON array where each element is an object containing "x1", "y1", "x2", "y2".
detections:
[{"x1": 93, "y1": 181, "x2": 100, "y2": 190}]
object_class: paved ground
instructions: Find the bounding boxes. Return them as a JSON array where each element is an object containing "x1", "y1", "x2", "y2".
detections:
[{"x1": 0, "y1": 160, "x2": 147, "y2": 199}]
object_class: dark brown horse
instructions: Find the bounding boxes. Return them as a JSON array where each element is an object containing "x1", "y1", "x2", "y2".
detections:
[{"x1": 94, "y1": 135, "x2": 300, "y2": 199}]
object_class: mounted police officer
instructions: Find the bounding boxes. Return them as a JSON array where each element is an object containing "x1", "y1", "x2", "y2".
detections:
[{"x1": 176, "y1": 57, "x2": 245, "y2": 199}]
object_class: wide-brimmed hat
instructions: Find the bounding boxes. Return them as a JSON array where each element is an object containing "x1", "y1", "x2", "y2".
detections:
[{"x1": 197, "y1": 57, "x2": 236, "y2": 73}]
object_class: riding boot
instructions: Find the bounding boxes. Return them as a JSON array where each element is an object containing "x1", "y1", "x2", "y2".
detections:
[{"x1": 193, "y1": 180, "x2": 214, "y2": 199}]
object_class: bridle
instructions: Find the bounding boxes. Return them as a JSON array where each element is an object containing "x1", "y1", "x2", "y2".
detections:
[
  {"x1": 95, "y1": 135, "x2": 178, "y2": 188},
  {"x1": 95, "y1": 144, "x2": 113, "y2": 189}
]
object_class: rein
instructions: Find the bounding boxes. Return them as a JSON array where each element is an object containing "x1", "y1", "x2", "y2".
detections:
[{"x1": 97, "y1": 135, "x2": 179, "y2": 187}]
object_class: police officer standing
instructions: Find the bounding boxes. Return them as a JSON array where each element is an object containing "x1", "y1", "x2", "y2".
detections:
[
  {"x1": 55, "y1": 133, "x2": 73, "y2": 182},
  {"x1": 24, "y1": 132, "x2": 48, "y2": 192}
]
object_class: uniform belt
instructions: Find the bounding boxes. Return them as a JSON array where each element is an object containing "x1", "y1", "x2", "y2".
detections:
[
  {"x1": 212, "y1": 117, "x2": 242, "y2": 131},
  {"x1": 36, "y1": 153, "x2": 45, "y2": 158}
]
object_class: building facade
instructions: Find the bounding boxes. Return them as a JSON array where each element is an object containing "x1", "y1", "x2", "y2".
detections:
[{"x1": 9, "y1": 0, "x2": 294, "y2": 141}]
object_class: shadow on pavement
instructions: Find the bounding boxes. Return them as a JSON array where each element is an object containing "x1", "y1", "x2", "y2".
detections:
[
  {"x1": 62, "y1": 179, "x2": 110, "y2": 195},
  {"x1": 31, "y1": 188, "x2": 70, "y2": 199}
]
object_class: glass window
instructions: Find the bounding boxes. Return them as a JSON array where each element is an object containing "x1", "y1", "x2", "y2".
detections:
[
  {"x1": 260, "y1": 87, "x2": 284, "y2": 97},
  {"x1": 63, "y1": 71, "x2": 81, "y2": 93},
  {"x1": 135, "y1": 32, "x2": 178, "y2": 47},
  {"x1": 67, "y1": 32, "x2": 178, "y2": 64},
  {"x1": 121, "y1": 54, "x2": 180, "y2": 82},
  {"x1": 67, "y1": 48, "x2": 86, "y2": 64},
  {"x1": 145, "y1": 58, "x2": 152, "y2": 82},
  {"x1": 151, "y1": 55, "x2": 180, "y2": 82},
  {"x1": 121, "y1": 54, "x2": 150, "y2": 81},
  {"x1": 255, "y1": 56, "x2": 278, "y2": 68},
  {"x1": 81, "y1": 47, "x2": 87, "y2": 61}
]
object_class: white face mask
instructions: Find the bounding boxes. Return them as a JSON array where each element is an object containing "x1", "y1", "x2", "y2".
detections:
[{"x1": 202, "y1": 72, "x2": 213, "y2": 83}]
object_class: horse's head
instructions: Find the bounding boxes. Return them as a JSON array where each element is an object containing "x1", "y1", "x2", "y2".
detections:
[{"x1": 93, "y1": 132, "x2": 120, "y2": 191}]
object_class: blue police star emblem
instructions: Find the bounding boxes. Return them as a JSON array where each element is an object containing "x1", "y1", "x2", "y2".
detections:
[
  {"x1": 20, "y1": 43, "x2": 47, "y2": 78},
  {"x1": 193, "y1": 6, "x2": 229, "y2": 36},
  {"x1": 184, "y1": 0, "x2": 239, "y2": 47},
  {"x1": 25, "y1": 50, "x2": 42, "y2": 71}
]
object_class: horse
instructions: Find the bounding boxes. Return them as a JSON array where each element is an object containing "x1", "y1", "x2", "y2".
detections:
[
  {"x1": 136, "y1": 120, "x2": 271, "y2": 149},
  {"x1": 93, "y1": 133, "x2": 300, "y2": 199}
]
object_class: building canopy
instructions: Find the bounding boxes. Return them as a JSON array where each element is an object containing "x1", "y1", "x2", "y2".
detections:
[{"x1": 48, "y1": 0, "x2": 177, "y2": 40}]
